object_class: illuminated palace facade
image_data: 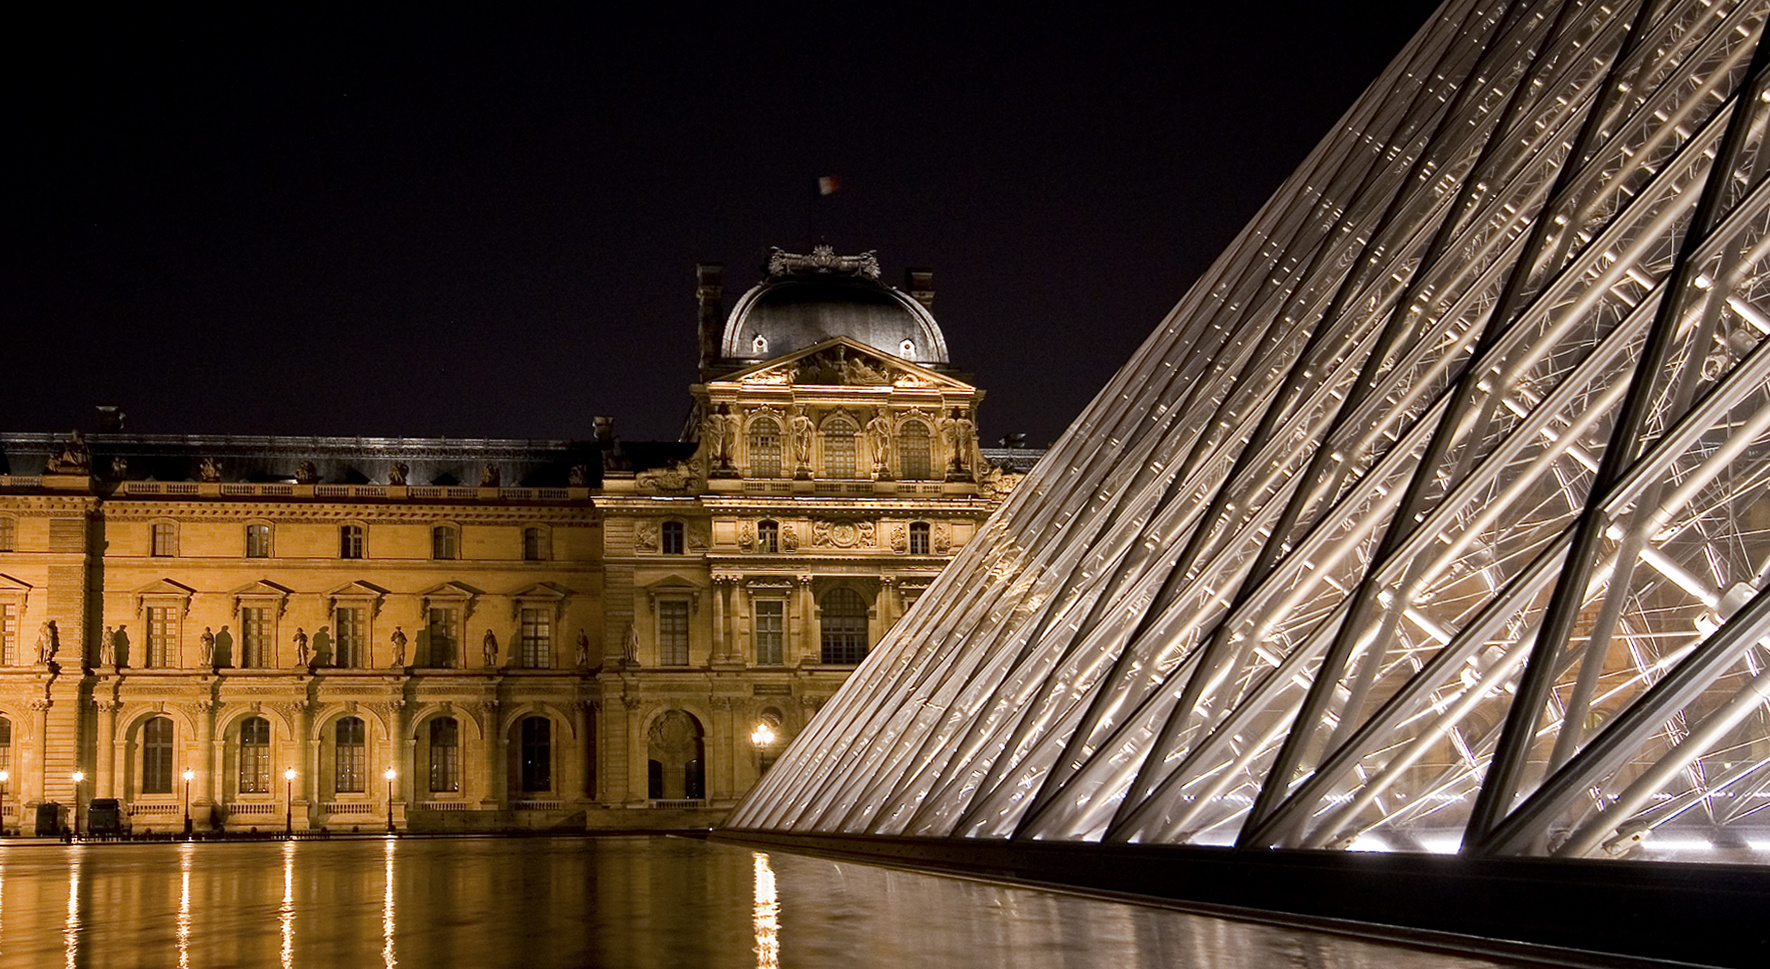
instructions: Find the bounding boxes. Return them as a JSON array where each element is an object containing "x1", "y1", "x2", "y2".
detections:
[{"x1": 0, "y1": 248, "x2": 1032, "y2": 833}]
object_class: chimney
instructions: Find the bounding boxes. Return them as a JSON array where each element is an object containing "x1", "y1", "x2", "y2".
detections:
[
  {"x1": 906, "y1": 268, "x2": 935, "y2": 311},
  {"x1": 95, "y1": 405, "x2": 126, "y2": 433},
  {"x1": 696, "y1": 263, "x2": 724, "y2": 379}
]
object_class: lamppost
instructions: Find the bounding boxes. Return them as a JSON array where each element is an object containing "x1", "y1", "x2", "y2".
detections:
[
  {"x1": 384, "y1": 767, "x2": 397, "y2": 834},
  {"x1": 71, "y1": 770, "x2": 85, "y2": 840},
  {"x1": 283, "y1": 768, "x2": 296, "y2": 838},
  {"x1": 0, "y1": 769, "x2": 9, "y2": 838},
  {"x1": 182, "y1": 769, "x2": 195, "y2": 838},
  {"x1": 750, "y1": 722, "x2": 776, "y2": 776}
]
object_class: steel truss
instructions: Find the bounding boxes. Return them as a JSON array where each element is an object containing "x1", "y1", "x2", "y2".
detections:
[{"x1": 729, "y1": 0, "x2": 1770, "y2": 866}]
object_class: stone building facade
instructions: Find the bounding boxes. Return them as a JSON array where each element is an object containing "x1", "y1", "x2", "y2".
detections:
[{"x1": 0, "y1": 248, "x2": 1034, "y2": 832}]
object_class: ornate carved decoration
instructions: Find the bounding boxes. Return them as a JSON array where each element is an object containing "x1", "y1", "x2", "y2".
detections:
[
  {"x1": 780, "y1": 523, "x2": 800, "y2": 552},
  {"x1": 891, "y1": 524, "x2": 908, "y2": 553},
  {"x1": 811, "y1": 519, "x2": 875, "y2": 549},
  {"x1": 200, "y1": 458, "x2": 223, "y2": 483},
  {"x1": 737, "y1": 522, "x2": 755, "y2": 552},
  {"x1": 634, "y1": 521, "x2": 660, "y2": 552},
  {"x1": 688, "y1": 521, "x2": 710, "y2": 551},
  {"x1": 636, "y1": 463, "x2": 698, "y2": 494},
  {"x1": 295, "y1": 461, "x2": 320, "y2": 485},
  {"x1": 648, "y1": 709, "x2": 703, "y2": 755},
  {"x1": 766, "y1": 245, "x2": 880, "y2": 280},
  {"x1": 47, "y1": 430, "x2": 92, "y2": 475}
]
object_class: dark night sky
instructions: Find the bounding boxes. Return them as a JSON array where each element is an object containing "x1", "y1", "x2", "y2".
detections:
[{"x1": 10, "y1": 3, "x2": 1440, "y2": 448}]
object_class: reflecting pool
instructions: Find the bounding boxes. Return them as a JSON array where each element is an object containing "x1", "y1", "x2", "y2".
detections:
[{"x1": 0, "y1": 836, "x2": 1511, "y2": 968}]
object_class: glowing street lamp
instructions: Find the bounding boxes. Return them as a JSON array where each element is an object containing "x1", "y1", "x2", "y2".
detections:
[
  {"x1": 284, "y1": 768, "x2": 297, "y2": 838},
  {"x1": 0, "y1": 769, "x2": 9, "y2": 838},
  {"x1": 182, "y1": 769, "x2": 195, "y2": 838},
  {"x1": 750, "y1": 722, "x2": 776, "y2": 776},
  {"x1": 71, "y1": 770, "x2": 85, "y2": 839},
  {"x1": 384, "y1": 767, "x2": 397, "y2": 834}
]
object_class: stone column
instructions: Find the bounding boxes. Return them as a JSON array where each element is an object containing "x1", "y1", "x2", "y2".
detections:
[
  {"x1": 194, "y1": 699, "x2": 218, "y2": 809},
  {"x1": 478, "y1": 700, "x2": 503, "y2": 808},
  {"x1": 95, "y1": 699, "x2": 121, "y2": 799},
  {"x1": 710, "y1": 697, "x2": 735, "y2": 802},
  {"x1": 622, "y1": 694, "x2": 645, "y2": 805},
  {"x1": 573, "y1": 700, "x2": 594, "y2": 803},
  {"x1": 29, "y1": 697, "x2": 51, "y2": 807},
  {"x1": 796, "y1": 574, "x2": 815, "y2": 665}
]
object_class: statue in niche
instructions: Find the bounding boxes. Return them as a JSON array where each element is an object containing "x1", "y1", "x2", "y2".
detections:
[
  {"x1": 199, "y1": 458, "x2": 222, "y2": 482},
  {"x1": 99, "y1": 625, "x2": 115, "y2": 668},
  {"x1": 866, "y1": 413, "x2": 893, "y2": 474},
  {"x1": 568, "y1": 464, "x2": 589, "y2": 487},
  {"x1": 790, "y1": 410, "x2": 815, "y2": 469},
  {"x1": 47, "y1": 431, "x2": 91, "y2": 475},
  {"x1": 480, "y1": 463, "x2": 501, "y2": 487},
  {"x1": 200, "y1": 626, "x2": 216, "y2": 666},
  {"x1": 36, "y1": 620, "x2": 58, "y2": 665},
  {"x1": 294, "y1": 627, "x2": 310, "y2": 667},
  {"x1": 622, "y1": 621, "x2": 639, "y2": 667},
  {"x1": 388, "y1": 463, "x2": 409, "y2": 486},
  {"x1": 482, "y1": 629, "x2": 498, "y2": 668},
  {"x1": 576, "y1": 630, "x2": 590, "y2": 668},
  {"x1": 389, "y1": 626, "x2": 408, "y2": 667},
  {"x1": 295, "y1": 461, "x2": 319, "y2": 485}
]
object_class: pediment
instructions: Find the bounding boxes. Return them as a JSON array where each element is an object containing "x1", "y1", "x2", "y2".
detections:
[
  {"x1": 509, "y1": 582, "x2": 574, "y2": 601},
  {"x1": 136, "y1": 578, "x2": 197, "y2": 598},
  {"x1": 418, "y1": 580, "x2": 482, "y2": 599},
  {"x1": 640, "y1": 574, "x2": 704, "y2": 593},
  {"x1": 720, "y1": 337, "x2": 972, "y2": 391},
  {"x1": 0, "y1": 573, "x2": 33, "y2": 594},
  {"x1": 325, "y1": 580, "x2": 389, "y2": 599},
  {"x1": 230, "y1": 579, "x2": 294, "y2": 599}
]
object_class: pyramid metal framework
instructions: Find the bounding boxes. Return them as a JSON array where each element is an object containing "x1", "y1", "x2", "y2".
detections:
[{"x1": 729, "y1": 0, "x2": 1770, "y2": 863}]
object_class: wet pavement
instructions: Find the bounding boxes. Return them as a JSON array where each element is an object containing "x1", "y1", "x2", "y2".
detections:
[{"x1": 0, "y1": 835, "x2": 1517, "y2": 968}]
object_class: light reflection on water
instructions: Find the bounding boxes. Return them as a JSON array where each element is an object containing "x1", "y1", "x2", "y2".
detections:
[{"x1": 0, "y1": 836, "x2": 1508, "y2": 968}]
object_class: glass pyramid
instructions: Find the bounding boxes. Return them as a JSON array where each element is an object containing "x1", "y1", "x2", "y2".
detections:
[{"x1": 729, "y1": 0, "x2": 1770, "y2": 865}]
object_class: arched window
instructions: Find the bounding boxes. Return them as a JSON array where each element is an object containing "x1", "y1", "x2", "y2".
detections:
[
  {"x1": 245, "y1": 523, "x2": 271, "y2": 558},
  {"x1": 335, "y1": 717, "x2": 366, "y2": 794},
  {"x1": 823, "y1": 417, "x2": 858, "y2": 479},
  {"x1": 523, "y1": 527, "x2": 548, "y2": 561},
  {"x1": 339, "y1": 524, "x2": 365, "y2": 559},
  {"x1": 646, "y1": 710, "x2": 705, "y2": 801},
  {"x1": 757, "y1": 519, "x2": 779, "y2": 554},
  {"x1": 429, "y1": 718, "x2": 460, "y2": 793},
  {"x1": 909, "y1": 521, "x2": 932, "y2": 555},
  {"x1": 519, "y1": 716, "x2": 551, "y2": 793},
  {"x1": 900, "y1": 421, "x2": 932, "y2": 480},
  {"x1": 143, "y1": 717, "x2": 174, "y2": 794},
  {"x1": 749, "y1": 418, "x2": 783, "y2": 479},
  {"x1": 431, "y1": 525, "x2": 458, "y2": 560},
  {"x1": 238, "y1": 717, "x2": 270, "y2": 794},
  {"x1": 820, "y1": 588, "x2": 869, "y2": 665},
  {"x1": 661, "y1": 520, "x2": 685, "y2": 555}
]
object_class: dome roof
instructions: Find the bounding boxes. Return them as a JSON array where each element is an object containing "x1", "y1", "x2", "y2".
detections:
[{"x1": 720, "y1": 248, "x2": 948, "y2": 366}]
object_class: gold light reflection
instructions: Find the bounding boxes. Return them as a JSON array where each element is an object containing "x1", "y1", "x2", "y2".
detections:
[
  {"x1": 383, "y1": 836, "x2": 397, "y2": 969},
  {"x1": 63, "y1": 851, "x2": 80, "y2": 969},
  {"x1": 280, "y1": 840, "x2": 295, "y2": 969},
  {"x1": 752, "y1": 851, "x2": 779, "y2": 969},
  {"x1": 178, "y1": 843, "x2": 193, "y2": 969}
]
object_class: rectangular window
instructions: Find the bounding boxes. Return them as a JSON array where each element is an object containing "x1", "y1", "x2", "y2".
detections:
[
  {"x1": 239, "y1": 720, "x2": 270, "y2": 794},
  {"x1": 523, "y1": 527, "x2": 546, "y2": 561},
  {"x1": 340, "y1": 525, "x2": 364, "y2": 559},
  {"x1": 0, "y1": 517, "x2": 14, "y2": 551},
  {"x1": 146, "y1": 606, "x2": 177, "y2": 668},
  {"x1": 429, "y1": 719, "x2": 460, "y2": 793},
  {"x1": 142, "y1": 718, "x2": 174, "y2": 794},
  {"x1": 240, "y1": 606, "x2": 271, "y2": 668},
  {"x1": 754, "y1": 600, "x2": 784, "y2": 666},
  {"x1": 432, "y1": 526, "x2": 457, "y2": 560},
  {"x1": 151, "y1": 522, "x2": 177, "y2": 557},
  {"x1": 519, "y1": 607, "x2": 551, "y2": 668},
  {"x1": 825, "y1": 430, "x2": 856, "y2": 479},
  {"x1": 334, "y1": 607, "x2": 365, "y2": 668},
  {"x1": 246, "y1": 523, "x2": 271, "y2": 558},
  {"x1": 658, "y1": 600, "x2": 689, "y2": 666},
  {"x1": 427, "y1": 607, "x2": 460, "y2": 667},
  {"x1": 0, "y1": 602, "x2": 15, "y2": 666},
  {"x1": 910, "y1": 522, "x2": 931, "y2": 555},
  {"x1": 335, "y1": 718, "x2": 366, "y2": 794}
]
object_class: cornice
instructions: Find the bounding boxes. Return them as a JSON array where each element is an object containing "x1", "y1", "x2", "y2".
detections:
[{"x1": 99, "y1": 502, "x2": 600, "y2": 525}]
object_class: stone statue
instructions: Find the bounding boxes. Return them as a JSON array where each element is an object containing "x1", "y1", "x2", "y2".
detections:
[
  {"x1": 47, "y1": 431, "x2": 91, "y2": 475},
  {"x1": 622, "y1": 621, "x2": 639, "y2": 667},
  {"x1": 100, "y1": 625, "x2": 115, "y2": 668},
  {"x1": 568, "y1": 464, "x2": 588, "y2": 486},
  {"x1": 294, "y1": 627, "x2": 310, "y2": 666},
  {"x1": 718, "y1": 406, "x2": 742, "y2": 465},
  {"x1": 390, "y1": 626, "x2": 408, "y2": 667},
  {"x1": 941, "y1": 408, "x2": 978, "y2": 474},
  {"x1": 200, "y1": 627, "x2": 216, "y2": 666},
  {"x1": 295, "y1": 461, "x2": 319, "y2": 485},
  {"x1": 576, "y1": 630, "x2": 590, "y2": 668},
  {"x1": 388, "y1": 462, "x2": 409, "y2": 486},
  {"x1": 482, "y1": 629, "x2": 498, "y2": 668},
  {"x1": 866, "y1": 413, "x2": 893, "y2": 474},
  {"x1": 199, "y1": 458, "x2": 222, "y2": 482},
  {"x1": 480, "y1": 463, "x2": 501, "y2": 487},
  {"x1": 109, "y1": 456, "x2": 128, "y2": 480},
  {"x1": 35, "y1": 620, "x2": 58, "y2": 664},
  {"x1": 790, "y1": 411, "x2": 814, "y2": 469}
]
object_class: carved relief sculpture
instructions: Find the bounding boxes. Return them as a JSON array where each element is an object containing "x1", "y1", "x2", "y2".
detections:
[
  {"x1": 480, "y1": 463, "x2": 501, "y2": 487},
  {"x1": 388, "y1": 462, "x2": 409, "y2": 486},
  {"x1": 200, "y1": 458, "x2": 222, "y2": 482},
  {"x1": 634, "y1": 521, "x2": 660, "y2": 552},
  {"x1": 295, "y1": 461, "x2": 320, "y2": 485},
  {"x1": 568, "y1": 464, "x2": 588, "y2": 486},
  {"x1": 47, "y1": 431, "x2": 91, "y2": 475}
]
